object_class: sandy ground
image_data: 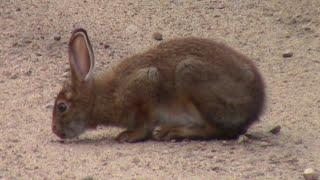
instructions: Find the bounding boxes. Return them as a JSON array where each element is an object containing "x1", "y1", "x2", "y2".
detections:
[{"x1": 1, "y1": 0, "x2": 320, "y2": 179}]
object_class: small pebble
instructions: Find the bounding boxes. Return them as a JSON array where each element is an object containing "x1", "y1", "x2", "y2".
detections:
[
  {"x1": 54, "y1": 35, "x2": 61, "y2": 41},
  {"x1": 101, "y1": 161, "x2": 108, "y2": 166},
  {"x1": 269, "y1": 125, "x2": 281, "y2": 134},
  {"x1": 303, "y1": 168, "x2": 319, "y2": 180},
  {"x1": 12, "y1": 42, "x2": 18, "y2": 47},
  {"x1": 217, "y1": 4, "x2": 225, "y2": 9},
  {"x1": 25, "y1": 70, "x2": 32, "y2": 76},
  {"x1": 153, "y1": 32, "x2": 163, "y2": 41},
  {"x1": 108, "y1": 50, "x2": 115, "y2": 57},
  {"x1": 237, "y1": 135, "x2": 249, "y2": 144},
  {"x1": 10, "y1": 74, "x2": 19, "y2": 79},
  {"x1": 211, "y1": 167, "x2": 220, "y2": 171},
  {"x1": 22, "y1": 39, "x2": 32, "y2": 44},
  {"x1": 302, "y1": 17, "x2": 312, "y2": 23},
  {"x1": 304, "y1": 27, "x2": 311, "y2": 31},
  {"x1": 283, "y1": 51, "x2": 293, "y2": 58},
  {"x1": 132, "y1": 157, "x2": 140, "y2": 165}
]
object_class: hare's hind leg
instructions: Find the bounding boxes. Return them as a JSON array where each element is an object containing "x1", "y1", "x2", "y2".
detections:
[
  {"x1": 152, "y1": 99, "x2": 221, "y2": 141},
  {"x1": 115, "y1": 67, "x2": 160, "y2": 142},
  {"x1": 115, "y1": 126, "x2": 151, "y2": 143},
  {"x1": 175, "y1": 59, "x2": 249, "y2": 139},
  {"x1": 174, "y1": 59, "x2": 230, "y2": 138},
  {"x1": 153, "y1": 124, "x2": 220, "y2": 141}
]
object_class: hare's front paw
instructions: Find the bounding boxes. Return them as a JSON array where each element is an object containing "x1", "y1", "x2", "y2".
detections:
[
  {"x1": 115, "y1": 130, "x2": 149, "y2": 143},
  {"x1": 153, "y1": 125, "x2": 218, "y2": 141}
]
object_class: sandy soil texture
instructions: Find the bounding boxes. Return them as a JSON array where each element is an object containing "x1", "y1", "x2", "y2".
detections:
[{"x1": 1, "y1": 0, "x2": 320, "y2": 179}]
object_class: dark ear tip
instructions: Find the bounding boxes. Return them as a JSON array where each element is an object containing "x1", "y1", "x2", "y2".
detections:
[
  {"x1": 71, "y1": 28, "x2": 87, "y2": 35},
  {"x1": 69, "y1": 28, "x2": 90, "y2": 48},
  {"x1": 70, "y1": 28, "x2": 88, "y2": 41}
]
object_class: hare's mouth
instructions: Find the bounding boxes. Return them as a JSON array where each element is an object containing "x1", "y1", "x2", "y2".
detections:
[
  {"x1": 53, "y1": 127, "x2": 76, "y2": 139},
  {"x1": 56, "y1": 128, "x2": 83, "y2": 139},
  {"x1": 52, "y1": 124, "x2": 67, "y2": 139},
  {"x1": 63, "y1": 120, "x2": 87, "y2": 139}
]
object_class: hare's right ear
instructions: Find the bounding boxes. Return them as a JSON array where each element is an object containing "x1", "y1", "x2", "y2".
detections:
[{"x1": 68, "y1": 28, "x2": 95, "y2": 85}]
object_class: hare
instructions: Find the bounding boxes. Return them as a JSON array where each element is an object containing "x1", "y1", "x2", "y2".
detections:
[{"x1": 52, "y1": 28, "x2": 265, "y2": 142}]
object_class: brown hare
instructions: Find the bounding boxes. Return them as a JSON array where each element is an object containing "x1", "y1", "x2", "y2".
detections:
[{"x1": 52, "y1": 28, "x2": 265, "y2": 142}]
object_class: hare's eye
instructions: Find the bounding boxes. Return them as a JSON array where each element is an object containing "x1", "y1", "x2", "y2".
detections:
[{"x1": 57, "y1": 102, "x2": 68, "y2": 113}]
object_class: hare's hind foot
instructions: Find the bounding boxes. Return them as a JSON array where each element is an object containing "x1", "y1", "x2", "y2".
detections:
[
  {"x1": 115, "y1": 128, "x2": 152, "y2": 143},
  {"x1": 152, "y1": 125, "x2": 219, "y2": 141}
]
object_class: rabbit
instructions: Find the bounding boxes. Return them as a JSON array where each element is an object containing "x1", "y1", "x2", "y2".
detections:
[{"x1": 52, "y1": 28, "x2": 265, "y2": 143}]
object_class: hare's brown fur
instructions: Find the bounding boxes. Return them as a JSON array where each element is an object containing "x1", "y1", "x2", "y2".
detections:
[{"x1": 52, "y1": 29, "x2": 265, "y2": 142}]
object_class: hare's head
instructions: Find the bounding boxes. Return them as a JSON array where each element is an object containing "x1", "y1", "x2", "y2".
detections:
[{"x1": 52, "y1": 29, "x2": 96, "y2": 139}]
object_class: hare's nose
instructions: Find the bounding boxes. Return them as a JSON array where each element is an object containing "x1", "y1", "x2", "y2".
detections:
[{"x1": 59, "y1": 132, "x2": 66, "y2": 139}]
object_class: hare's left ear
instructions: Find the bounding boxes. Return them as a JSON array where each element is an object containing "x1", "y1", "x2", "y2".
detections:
[{"x1": 68, "y1": 28, "x2": 95, "y2": 84}]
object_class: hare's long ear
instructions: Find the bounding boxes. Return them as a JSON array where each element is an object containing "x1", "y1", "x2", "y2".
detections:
[{"x1": 68, "y1": 28, "x2": 95, "y2": 84}]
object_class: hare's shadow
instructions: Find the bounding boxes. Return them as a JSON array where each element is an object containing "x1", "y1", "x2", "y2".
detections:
[
  {"x1": 51, "y1": 136, "x2": 118, "y2": 145},
  {"x1": 51, "y1": 132, "x2": 278, "y2": 147}
]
